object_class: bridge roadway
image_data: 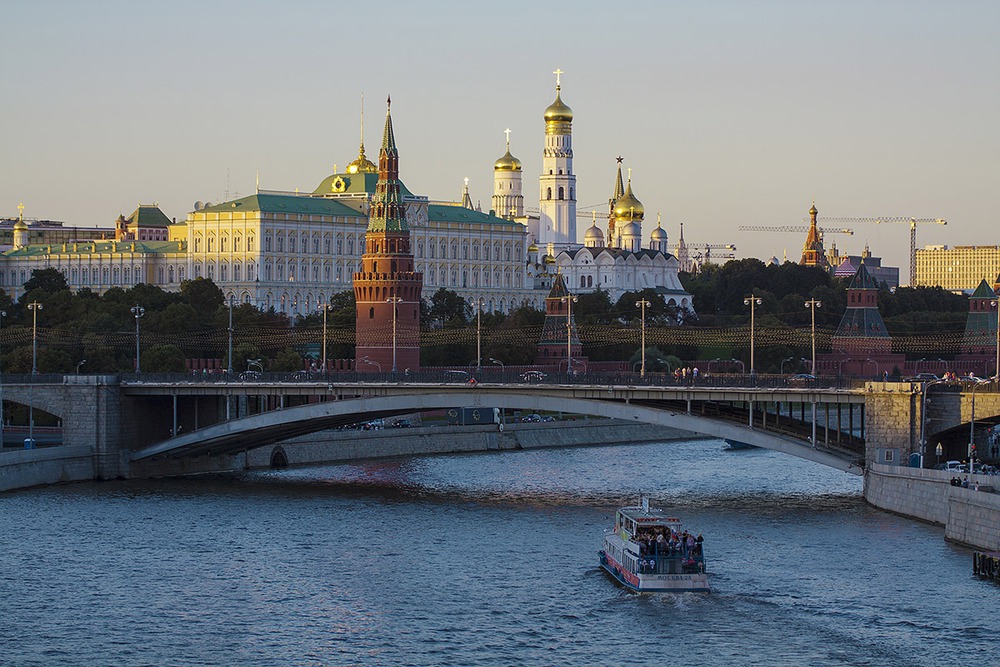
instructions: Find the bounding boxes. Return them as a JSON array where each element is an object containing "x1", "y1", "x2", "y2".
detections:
[{"x1": 123, "y1": 380, "x2": 868, "y2": 472}]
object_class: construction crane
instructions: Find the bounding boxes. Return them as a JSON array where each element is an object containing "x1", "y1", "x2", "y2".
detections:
[
  {"x1": 738, "y1": 225, "x2": 854, "y2": 239},
  {"x1": 806, "y1": 216, "x2": 947, "y2": 286},
  {"x1": 687, "y1": 243, "x2": 737, "y2": 268}
]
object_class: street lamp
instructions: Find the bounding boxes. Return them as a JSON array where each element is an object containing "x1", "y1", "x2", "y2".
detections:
[
  {"x1": 635, "y1": 299, "x2": 651, "y2": 377},
  {"x1": 28, "y1": 301, "x2": 43, "y2": 375},
  {"x1": 970, "y1": 378, "x2": 991, "y2": 471},
  {"x1": 489, "y1": 357, "x2": 504, "y2": 371},
  {"x1": 475, "y1": 297, "x2": 486, "y2": 374},
  {"x1": 743, "y1": 294, "x2": 762, "y2": 375},
  {"x1": 780, "y1": 356, "x2": 795, "y2": 374},
  {"x1": 919, "y1": 378, "x2": 948, "y2": 468},
  {"x1": 0, "y1": 309, "x2": 5, "y2": 448},
  {"x1": 992, "y1": 299, "x2": 999, "y2": 381},
  {"x1": 865, "y1": 358, "x2": 880, "y2": 377},
  {"x1": 246, "y1": 358, "x2": 263, "y2": 374},
  {"x1": 805, "y1": 298, "x2": 822, "y2": 375},
  {"x1": 76, "y1": 360, "x2": 87, "y2": 374},
  {"x1": 386, "y1": 296, "x2": 403, "y2": 373},
  {"x1": 319, "y1": 302, "x2": 332, "y2": 374},
  {"x1": 130, "y1": 304, "x2": 145, "y2": 373},
  {"x1": 361, "y1": 355, "x2": 382, "y2": 372},
  {"x1": 227, "y1": 296, "x2": 234, "y2": 374},
  {"x1": 561, "y1": 294, "x2": 578, "y2": 375},
  {"x1": 27, "y1": 301, "x2": 43, "y2": 449}
]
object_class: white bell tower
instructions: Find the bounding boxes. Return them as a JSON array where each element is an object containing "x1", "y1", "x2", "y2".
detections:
[
  {"x1": 492, "y1": 128, "x2": 523, "y2": 219},
  {"x1": 538, "y1": 69, "x2": 576, "y2": 249}
]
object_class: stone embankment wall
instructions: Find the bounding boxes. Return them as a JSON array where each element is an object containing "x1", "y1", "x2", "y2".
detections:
[
  {"x1": 1, "y1": 420, "x2": 701, "y2": 493},
  {"x1": 245, "y1": 419, "x2": 701, "y2": 469},
  {"x1": 0, "y1": 446, "x2": 95, "y2": 493},
  {"x1": 865, "y1": 463, "x2": 1000, "y2": 551}
]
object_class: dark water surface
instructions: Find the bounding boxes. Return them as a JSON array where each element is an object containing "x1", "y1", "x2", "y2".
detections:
[{"x1": 1, "y1": 439, "x2": 996, "y2": 666}]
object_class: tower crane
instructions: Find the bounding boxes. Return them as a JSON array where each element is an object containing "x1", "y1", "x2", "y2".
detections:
[
  {"x1": 688, "y1": 243, "x2": 737, "y2": 266},
  {"x1": 805, "y1": 216, "x2": 947, "y2": 286},
  {"x1": 738, "y1": 225, "x2": 854, "y2": 239}
]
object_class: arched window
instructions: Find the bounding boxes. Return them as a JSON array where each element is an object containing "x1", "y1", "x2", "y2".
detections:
[
  {"x1": 369, "y1": 307, "x2": 375, "y2": 319},
  {"x1": 570, "y1": 187, "x2": 574, "y2": 200},
  {"x1": 546, "y1": 187, "x2": 552, "y2": 200},
  {"x1": 558, "y1": 187, "x2": 564, "y2": 200}
]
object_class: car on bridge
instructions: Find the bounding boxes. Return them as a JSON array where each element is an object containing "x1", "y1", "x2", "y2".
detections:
[
  {"x1": 909, "y1": 373, "x2": 941, "y2": 382},
  {"x1": 521, "y1": 371, "x2": 546, "y2": 382},
  {"x1": 788, "y1": 373, "x2": 817, "y2": 387}
]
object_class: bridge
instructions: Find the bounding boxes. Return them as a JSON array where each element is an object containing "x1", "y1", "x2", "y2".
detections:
[{"x1": 1, "y1": 374, "x2": 999, "y2": 481}]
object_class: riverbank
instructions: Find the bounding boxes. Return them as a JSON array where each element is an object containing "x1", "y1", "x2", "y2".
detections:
[
  {"x1": 1, "y1": 419, "x2": 703, "y2": 493},
  {"x1": 865, "y1": 463, "x2": 1000, "y2": 551}
]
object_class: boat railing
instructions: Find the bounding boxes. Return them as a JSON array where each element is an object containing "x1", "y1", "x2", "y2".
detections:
[{"x1": 636, "y1": 546, "x2": 705, "y2": 575}]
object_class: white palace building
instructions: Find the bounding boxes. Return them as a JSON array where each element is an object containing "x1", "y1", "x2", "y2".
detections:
[{"x1": 1, "y1": 75, "x2": 692, "y2": 316}]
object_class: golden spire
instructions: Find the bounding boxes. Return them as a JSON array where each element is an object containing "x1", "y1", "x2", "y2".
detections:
[{"x1": 347, "y1": 92, "x2": 377, "y2": 174}]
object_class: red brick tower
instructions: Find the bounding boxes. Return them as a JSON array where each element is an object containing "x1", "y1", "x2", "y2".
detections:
[
  {"x1": 535, "y1": 273, "x2": 585, "y2": 370},
  {"x1": 354, "y1": 97, "x2": 423, "y2": 372}
]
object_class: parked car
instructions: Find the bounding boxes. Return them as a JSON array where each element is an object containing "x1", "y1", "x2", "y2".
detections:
[
  {"x1": 910, "y1": 373, "x2": 940, "y2": 382},
  {"x1": 788, "y1": 373, "x2": 817, "y2": 386},
  {"x1": 521, "y1": 371, "x2": 546, "y2": 382}
]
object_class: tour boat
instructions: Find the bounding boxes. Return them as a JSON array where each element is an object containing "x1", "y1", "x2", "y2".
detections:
[{"x1": 599, "y1": 497, "x2": 709, "y2": 593}]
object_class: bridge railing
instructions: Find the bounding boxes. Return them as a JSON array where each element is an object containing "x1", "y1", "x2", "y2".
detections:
[{"x1": 109, "y1": 369, "x2": 873, "y2": 390}]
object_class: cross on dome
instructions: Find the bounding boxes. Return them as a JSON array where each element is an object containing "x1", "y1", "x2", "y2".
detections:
[
  {"x1": 553, "y1": 68, "x2": 564, "y2": 87},
  {"x1": 504, "y1": 127, "x2": 511, "y2": 148}
]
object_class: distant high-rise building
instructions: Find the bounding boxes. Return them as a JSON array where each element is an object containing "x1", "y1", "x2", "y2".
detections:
[{"x1": 915, "y1": 245, "x2": 1000, "y2": 293}]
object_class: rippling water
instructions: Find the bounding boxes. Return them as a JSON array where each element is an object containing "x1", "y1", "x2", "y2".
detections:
[{"x1": 1, "y1": 439, "x2": 996, "y2": 666}]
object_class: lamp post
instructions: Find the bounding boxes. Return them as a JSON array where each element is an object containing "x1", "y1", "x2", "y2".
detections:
[
  {"x1": 865, "y1": 358, "x2": 880, "y2": 377},
  {"x1": 361, "y1": 355, "x2": 382, "y2": 373},
  {"x1": 489, "y1": 357, "x2": 504, "y2": 371},
  {"x1": 28, "y1": 301, "x2": 43, "y2": 375},
  {"x1": 780, "y1": 356, "x2": 795, "y2": 375},
  {"x1": 635, "y1": 299, "x2": 651, "y2": 377},
  {"x1": 805, "y1": 298, "x2": 822, "y2": 375},
  {"x1": 27, "y1": 301, "x2": 43, "y2": 449},
  {"x1": 744, "y1": 294, "x2": 762, "y2": 375},
  {"x1": 475, "y1": 297, "x2": 486, "y2": 374},
  {"x1": 320, "y1": 302, "x2": 332, "y2": 374},
  {"x1": 76, "y1": 360, "x2": 86, "y2": 374},
  {"x1": 970, "y1": 378, "x2": 991, "y2": 471},
  {"x1": 130, "y1": 304, "x2": 145, "y2": 373},
  {"x1": 992, "y1": 299, "x2": 999, "y2": 380},
  {"x1": 227, "y1": 296, "x2": 234, "y2": 374},
  {"x1": 386, "y1": 296, "x2": 403, "y2": 373},
  {"x1": 919, "y1": 378, "x2": 947, "y2": 468},
  {"x1": 0, "y1": 309, "x2": 5, "y2": 448},
  {"x1": 561, "y1": 294, "x2": 578, "y2": 375}
]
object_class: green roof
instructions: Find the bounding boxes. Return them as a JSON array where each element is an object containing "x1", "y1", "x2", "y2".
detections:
[
  {"x1": 312, "y1": 172, "x2": 415, "y2": 198},
  {"x1": 198, "y1": 193, "x2": 363, "y2": 218},
  {"x1": 127, "y1": 205, "x2": 171, "y2": 228},
  {"x1": 970, "y1": 279, "x2": 997, "y2": 300},
  {"x1": 427, "y1": 204, "x2": 521, "y2": 227},
  {"x1": 2, "y1": 240, "x2": 184, "y2": 258}
]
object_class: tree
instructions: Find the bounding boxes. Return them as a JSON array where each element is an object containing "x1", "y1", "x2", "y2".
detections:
[
  {"x1": 270, "y1": 347, "x2": 303, "y2": 372},
  {"x1": 22, "y1": 268, "x2": 69, "y2": 296},
  {"x1": 426, "y1": 288, "x2": 471, "y2": 326},
  {"x1": 141, "y1": 345, "x2": 187, "y2": 373},
  {"x1": 179, "y1": 277, "x2": 225, "y2": 317}
]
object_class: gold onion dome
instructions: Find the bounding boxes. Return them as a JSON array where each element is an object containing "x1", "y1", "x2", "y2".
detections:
[
  {"x1": 13, "y1": 217, "x2": 28, "y2": 231},
  {"x1": 544, "y1": 254, "x2": 556, "y2": 265},
  {"x1": 614, "y1": 182, "x2": 644, "y2": 222},
  {"x1": 494, "y1": 148, "x2": 522, "y2": 171},
  {"x1": 346, "y1": 144, "x2": 377, "y2": 174},
  {"x1": 544, "y1": 88, "x2": 573, "y2": 122},
  {"x1": 528, "y1": 242, "x2": 539, "y2": 253}
]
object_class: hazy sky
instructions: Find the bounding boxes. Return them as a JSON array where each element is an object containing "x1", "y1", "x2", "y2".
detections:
[{"x1": 3, "y1": 0, "x2": 997, "y2": 279}]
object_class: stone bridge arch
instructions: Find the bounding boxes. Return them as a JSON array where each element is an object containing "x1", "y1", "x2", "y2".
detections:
[{"x1": 131, "y1": 390, "x2": 861, "y2": 473}]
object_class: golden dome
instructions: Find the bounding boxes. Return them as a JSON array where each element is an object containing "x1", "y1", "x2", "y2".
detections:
[
  {"x1": 614, "y1": 181, "x2": 644, "y2": 222},
  {"x1": 544, "y1": 87, "x2": 573, "y2": 123},
  {"x1": 346, "y1": 144, "x2": 377, "y2": 174},
  {"x1": 494, "y1": 148, "x2": 522, "y2": 171},
  {"x1": 13, "y1": 218, "x2": 28, "y2": 231},
  {"x1": 528, "y1": 242, "x2": 539, "y2": 253},
  {"x1": 544, "y1": 254, "x2": 556, "y2": 264}
]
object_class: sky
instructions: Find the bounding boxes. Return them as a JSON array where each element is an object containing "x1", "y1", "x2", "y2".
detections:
[{"x1": 3, "y1": 0, "x2": 998, "y2": 281}]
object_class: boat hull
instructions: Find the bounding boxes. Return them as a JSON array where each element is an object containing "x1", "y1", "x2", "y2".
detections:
[{"x1": 599, "y1": 550, "x2": 710, "y2": 593}]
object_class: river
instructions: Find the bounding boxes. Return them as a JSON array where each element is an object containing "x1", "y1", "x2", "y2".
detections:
[{"x1": 1, "y1": 438, "x2": 996, "y2": 666}]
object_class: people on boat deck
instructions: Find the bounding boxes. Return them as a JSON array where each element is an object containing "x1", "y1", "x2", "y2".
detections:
[{"x1": 631, "y1": 527, "x2": 704, "y2": 560}]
